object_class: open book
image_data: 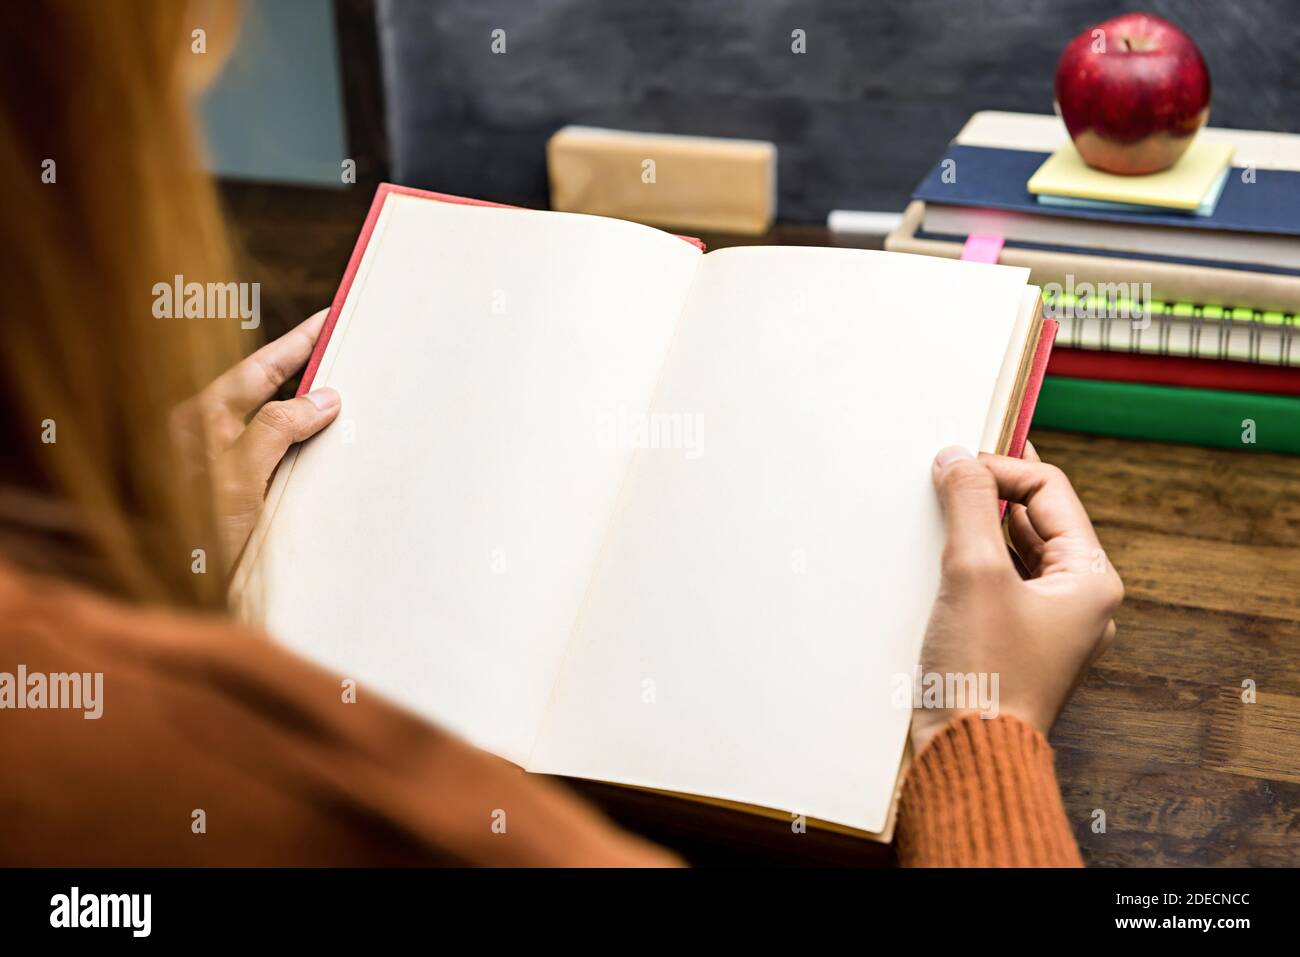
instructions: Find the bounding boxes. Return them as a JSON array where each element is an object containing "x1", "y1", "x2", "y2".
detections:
[{"x1": 233, "y1": 185, "x2": 1053, "y2": 838}]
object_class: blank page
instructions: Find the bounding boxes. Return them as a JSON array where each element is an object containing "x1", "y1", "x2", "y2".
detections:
[
  {"x1": 238, "y1": 197, "x2": 702, "y2": 764},
  {"x1": 529, "y1": 247, "x2": 1030, "y2": 832}
]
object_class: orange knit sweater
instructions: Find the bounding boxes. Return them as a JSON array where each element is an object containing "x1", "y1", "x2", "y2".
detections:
[{"x1": 897, "y1": 712, "x2": 1083, "y2": 867}]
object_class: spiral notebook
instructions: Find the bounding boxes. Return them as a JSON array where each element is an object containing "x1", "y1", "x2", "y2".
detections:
[
  {"x1": 1045, "y1": 290, "x2": 1299, "y2": 366},
  {"x1": 232, "y1": 184, "x2": 1052, "y2": 838}
]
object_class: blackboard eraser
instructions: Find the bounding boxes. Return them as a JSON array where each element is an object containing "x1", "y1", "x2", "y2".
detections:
[{"x1": 547, "y1": 126, "x2": 776, "y2": 236}]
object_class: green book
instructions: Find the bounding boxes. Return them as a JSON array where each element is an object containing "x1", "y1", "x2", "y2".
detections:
[{"x1": 1035, "y1": 377, "x2": 1300, "y2": 454}]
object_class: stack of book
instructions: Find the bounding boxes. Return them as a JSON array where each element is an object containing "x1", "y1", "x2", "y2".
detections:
[{"x1": 885, "y1": 111, "x2": 1300, "y2": 454}]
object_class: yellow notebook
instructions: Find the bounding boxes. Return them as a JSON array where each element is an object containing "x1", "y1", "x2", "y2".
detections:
[{"x1": 1027, "y1": 138, "x2": 1235, "y2": 210}]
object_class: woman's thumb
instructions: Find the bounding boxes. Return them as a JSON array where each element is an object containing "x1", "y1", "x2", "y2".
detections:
[
  {"x1": 931, "y1": 446, "x2": 1007, "y2": 575},
  {"x1": 230, "y1": 388, "x2": 341, "y2": 485}
]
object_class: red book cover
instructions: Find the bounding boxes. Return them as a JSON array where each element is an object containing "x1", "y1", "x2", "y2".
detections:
[
  {"x1": 998, "y1": 318, "x2": 1058, "y2": 519},
  {"x1": 1011, "y1": 319, "x2": 1058, "y2": 458},
  {"x1": 1047, "y1": 347, "x2": 1300, "y2": 397}
]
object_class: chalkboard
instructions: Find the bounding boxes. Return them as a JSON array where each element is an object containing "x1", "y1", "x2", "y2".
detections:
[{"x1": 376, "y1": 0, "x2": 1300, "y2": 222}]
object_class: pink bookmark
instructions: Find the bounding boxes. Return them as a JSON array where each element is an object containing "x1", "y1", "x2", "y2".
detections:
[{"x1": 960, "y1": 233, "x2": 1005, "y2": 264}]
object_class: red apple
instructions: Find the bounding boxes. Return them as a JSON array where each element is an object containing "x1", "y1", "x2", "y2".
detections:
[{"x1": 1054, "y1": 13, "x2": 1211, "y2": 175}]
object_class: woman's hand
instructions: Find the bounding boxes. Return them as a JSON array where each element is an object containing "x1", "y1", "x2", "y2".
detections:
[
  {"x1": 171, "y1": 310, "x2": 341, "y2": 566},
  {"x1": 911, "y1": 442, "x2": 1124, "y2": 752}
]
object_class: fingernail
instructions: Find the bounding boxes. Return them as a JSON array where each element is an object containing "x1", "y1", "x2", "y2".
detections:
[
  {"x1": 305, "y1": 387, "x2": 340, "y2": 411},
  {"x1": 935, "y1": 445, "x2": 974, "y2": 468}
]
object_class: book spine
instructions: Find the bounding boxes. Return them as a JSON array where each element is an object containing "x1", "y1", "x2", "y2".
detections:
[
  {"x1": 1047, "y1": 348, "x2": 1300, "y2": 397},
  {"x1": 1034, "y1": 376, "x2": 1300, "y2": 454}
]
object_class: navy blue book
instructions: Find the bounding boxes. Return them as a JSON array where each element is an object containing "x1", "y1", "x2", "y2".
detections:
[{"x1": 912, "y1": 145, "x2": 1300, "y2": 273}]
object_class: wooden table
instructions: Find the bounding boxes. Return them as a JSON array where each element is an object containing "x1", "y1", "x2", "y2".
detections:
[{"x1": 222, "y1": 181, "x2": 1300, "y2": 866}]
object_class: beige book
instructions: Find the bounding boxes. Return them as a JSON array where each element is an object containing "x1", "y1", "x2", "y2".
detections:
[
  {"x1": 232, "y1": 191, "x2": 1041, "y2": 838},
  {"x1": 954, "y1": 110, "x2": 1300, "y2": 171}
]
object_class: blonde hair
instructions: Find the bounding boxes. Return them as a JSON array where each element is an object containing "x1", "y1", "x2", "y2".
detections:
[{"x1": 0, "y1": 1, "x2": 250, "y2": 608}]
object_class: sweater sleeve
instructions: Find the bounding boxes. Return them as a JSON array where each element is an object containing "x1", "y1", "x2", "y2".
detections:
[{"x1": 896, "y1": 713, "x2": 1083, "y2": 867}]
